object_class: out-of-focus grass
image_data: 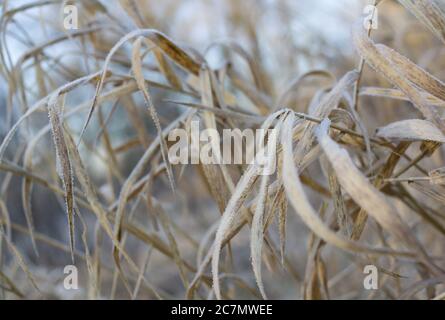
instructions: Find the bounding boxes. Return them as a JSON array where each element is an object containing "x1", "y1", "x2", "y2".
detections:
[{"x1": 0, "y1": 0, "x2": 445, "y2": 300}]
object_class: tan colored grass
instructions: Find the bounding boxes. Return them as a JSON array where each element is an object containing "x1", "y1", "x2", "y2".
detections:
[{"x1": 0, "y1": 0, "x2": 445, "y2": 300}]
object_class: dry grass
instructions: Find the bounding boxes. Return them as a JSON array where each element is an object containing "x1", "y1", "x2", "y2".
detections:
[{"x1": 0, "y1": 0, "x2": 445, "y2": 300}]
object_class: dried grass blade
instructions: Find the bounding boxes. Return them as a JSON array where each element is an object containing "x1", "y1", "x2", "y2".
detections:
[
  {"x1": 78, "y1": 29, "x2": 200, "y2": 142},
  {"x1": 282, "y1": 113, "x2": 413, "y2": 256},
  {"x1": 1, "y1": 231, "x2": 40, "y2": 294},
  {"x1": 132, "y1": 37, "x2": 176, "y2": 193},
  {"x1": 353, "y1": 25, "x2": 445, "y2": 133},
  {"x1": 250, "y1": 123, "x2": 280, "y2": 300},
  {"x1": 47, "y1": 93, "x2": 75, "y2": 262},
  {"x1": 316, "y1": 118, "x2": 440, "y2": 273},
  {"x1": 376, "y1": 119, "x2": 445, "y2": 142},
  {"x1": 212, "y1": 163, "x2": 260, "y2": 300},
  {"x1": 398, "y1": 0, "x2": 445, "y2": 43}
]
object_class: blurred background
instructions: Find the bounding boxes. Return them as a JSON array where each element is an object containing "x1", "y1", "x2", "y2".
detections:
[{"x1": 1, "y1": 0, "x2": 444, "y2": 299}]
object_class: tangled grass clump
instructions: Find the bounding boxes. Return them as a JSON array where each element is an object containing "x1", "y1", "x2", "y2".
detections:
[{"x1": 0, "y1": 0, "x2": 445, "y2": 300}]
